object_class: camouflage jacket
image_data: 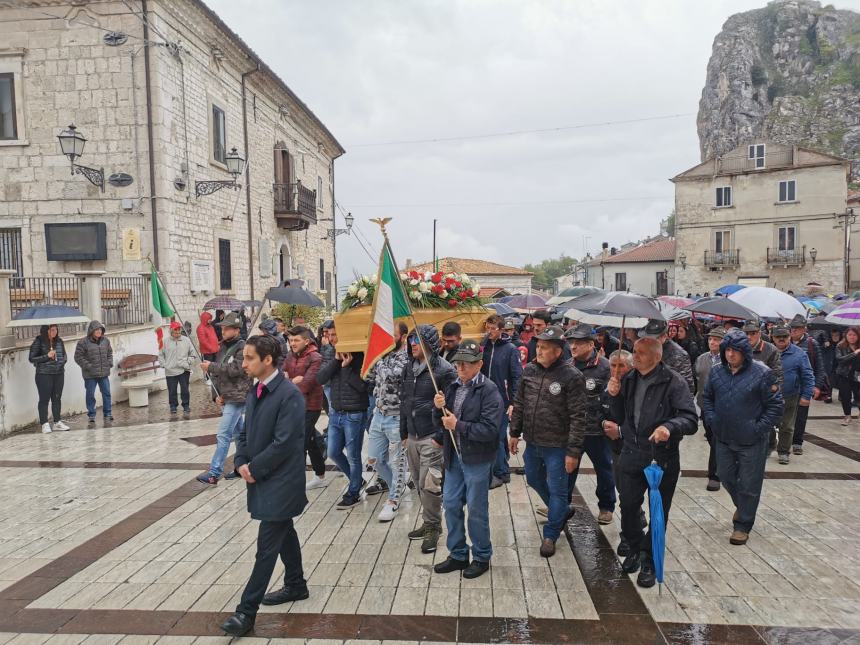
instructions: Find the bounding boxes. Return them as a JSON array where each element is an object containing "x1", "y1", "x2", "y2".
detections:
[{"x1": 367, "y1": 347, "x2": 408, "y2": 416}]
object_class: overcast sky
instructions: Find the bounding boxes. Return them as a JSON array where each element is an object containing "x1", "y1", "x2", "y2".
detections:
[{"x1": 207, "y1": 0, "x2": 860, "y2": 290}]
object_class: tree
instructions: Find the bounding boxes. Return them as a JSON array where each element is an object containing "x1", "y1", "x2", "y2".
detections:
[
  {"x1": 523, "y1": 254, "x2": 578, "y2": 292},
  {"x1": 663, "y1": 210, "x2": 676, "y2": 237}
]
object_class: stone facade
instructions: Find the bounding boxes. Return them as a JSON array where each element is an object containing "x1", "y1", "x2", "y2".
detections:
[
  {"x1": 0, "y1": 0, "x2": 344, "y2": 325},
  {"x1": 672, "y1": 141, "x2": 851, "y2": 295}
]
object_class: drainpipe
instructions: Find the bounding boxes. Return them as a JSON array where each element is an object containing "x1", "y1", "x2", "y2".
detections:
[
  {"x1": 141, "y1": 0, "x2": 159, "y2": 269},
  {"x1": 331, "y1": 160, "x2": 338, "y2": 310},
  {"x1": 241, "y1": 65, "x2": 259, "y2": 300}
]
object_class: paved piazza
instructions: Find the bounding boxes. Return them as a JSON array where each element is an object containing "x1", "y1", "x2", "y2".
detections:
[{"x1": 1, "y1": 401, "x2": 859, "y2": 644}]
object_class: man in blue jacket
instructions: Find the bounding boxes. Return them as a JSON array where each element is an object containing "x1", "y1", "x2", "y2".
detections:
[
  {"x1": 431, "y1": 339, "x2": 504, "y2": 579},
  {"x1": 703, "y1": 330, "x2": 783, "y2": 546},
  {"x1": 771, "y1": 325, "x2": 814, "y2": 465},
  {"x1": 482, "y1": 314, "x2": 523, "y2": 488}
]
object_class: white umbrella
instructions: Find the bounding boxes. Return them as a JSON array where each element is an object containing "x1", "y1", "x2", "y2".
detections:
[
  {"x1": 728, "y1": 286, "x2": 807, "y2": 320},
  {"x1": 564, "y1": 308, "x2": 648, "y2": 329},
  {"x1": 825, "y1": 300, "x2": 860, "y2": 326}
]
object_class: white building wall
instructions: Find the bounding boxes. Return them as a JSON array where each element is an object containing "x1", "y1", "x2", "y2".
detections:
[{"x1": 599, "y1": 261, "x2": 674, "y2": 296}]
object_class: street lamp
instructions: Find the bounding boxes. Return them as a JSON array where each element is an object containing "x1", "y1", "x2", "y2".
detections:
[
  {"x1": 679, "y1": 252, "x2": 687, "y2": 269},
  {"x1": 322, "y1": 211, "x2": 354, "y2": 239},
  {"x1": 57, "y1": 124, "x2": 104, "y2": 192},
  {"x1": 809, "y1": 247, "x2": 817, "y2": 264},
  {"x1": 195, "y1": 147, "x2": 246, "y2": 198}
]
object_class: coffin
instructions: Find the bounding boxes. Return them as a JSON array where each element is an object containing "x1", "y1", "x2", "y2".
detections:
[{"x1": 332, "y1": 305, "x2": 490, "y2": 353}]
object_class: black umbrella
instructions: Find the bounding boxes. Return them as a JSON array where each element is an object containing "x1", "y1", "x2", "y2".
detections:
[
  {"x1": 558, "y1": 290, "x2": 664, "y2": 320},
  {"x1": 265, "y1": 279, "x2": 324, "y2": 307},
  {"x1": 683, "y1": 297, "x2": 757, "y2": 320}
]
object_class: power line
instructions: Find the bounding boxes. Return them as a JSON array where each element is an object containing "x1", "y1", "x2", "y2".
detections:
[
  {"x1": 349, "y1": 113, "x2": 695, "y2": 148},
  {"x1": 347, "y1": 195, "x2": 672, "y2": 208}
]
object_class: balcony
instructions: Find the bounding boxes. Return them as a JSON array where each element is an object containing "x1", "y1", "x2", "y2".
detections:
[
  {"x1": 767, "y1": 246, "x2": 806, "y2": 267},
  {"x1": 273, "y1": 182, "x2": 317, "y2": 230},
  {"x1": 704, "y1": 249, "x2": 740, "y2": 269},
  {"x1": 716, "y1": 149, "x2": 794, "y2": 174}
]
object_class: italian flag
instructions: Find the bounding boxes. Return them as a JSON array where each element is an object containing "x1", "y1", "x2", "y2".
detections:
[
  {"x1": 150, "y1": 268, "x2": 174, "y2": 350},
  {"x1": 361, "y1": 242, "x2": 411, "y2": 378}
]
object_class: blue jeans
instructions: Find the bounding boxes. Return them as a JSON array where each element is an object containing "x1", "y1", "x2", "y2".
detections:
[
  {"x1": 444, "y1": 453, "x2": 493, "y2": 562},
  {"x1": 328, "y1": 410, "x2": 366, "y2": 497},
  {"x1": 493, "y1": 414, "x2": 510, "y2": 479},
  {"x1": 567, "y1": 436, "x2": 617, "y2": 512},
  {"x1": 84, "y1": 377, "x2": 112, "y2": 419},
  {"x1": 716, "y1": 438, "x2": 769, "y2": 533},
  {"x1": 367, "y1": 412, "x2": 405, "y2": 502},
  {"x1": 208, "y1": 403, "x2": 245, "y2": 477},
  {"x1": 523, "y1": 444, "x2": 569, "y2": 541}
]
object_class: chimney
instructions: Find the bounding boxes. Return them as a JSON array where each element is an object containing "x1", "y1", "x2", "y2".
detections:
[
  {"x1": 405, "y1": 258, "x2": 412, "y2": 268},
  {"x1": 610, "y1": 247, "x2": 617, "y2": 256},
  {"x1": 602, "y1": 242, "x2": 609, "y2": 250}
]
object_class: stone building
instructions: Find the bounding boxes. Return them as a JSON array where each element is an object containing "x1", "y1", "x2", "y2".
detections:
[
  {"x1": 672, "y1": 141, "x2": 852, "y2": 295},
  {"x1": 0, "y1": 0, "x2": 345, "y2": 327}
]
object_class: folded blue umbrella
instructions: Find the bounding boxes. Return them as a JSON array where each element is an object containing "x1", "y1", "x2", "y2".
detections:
[{"x1": 644, "y1": 460, "x2": 666, "y2": 595}]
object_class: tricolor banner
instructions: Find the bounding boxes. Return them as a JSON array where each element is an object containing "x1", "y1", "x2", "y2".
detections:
[
  {"x1": 361, "y1": 241, "x2": 411, "y2": 378},
  {"x1": 150, "y1": 268, "x2": 174, "y2": 349}
]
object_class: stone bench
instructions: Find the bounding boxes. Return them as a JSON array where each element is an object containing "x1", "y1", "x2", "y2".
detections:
[{"x1": 117, "y1": 353, "x2": 160, "y2": 407}]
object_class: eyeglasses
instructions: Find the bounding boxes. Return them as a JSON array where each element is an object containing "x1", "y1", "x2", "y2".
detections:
[{"x1": 409, "y1": 337, "x2": 420, "y2": 346}]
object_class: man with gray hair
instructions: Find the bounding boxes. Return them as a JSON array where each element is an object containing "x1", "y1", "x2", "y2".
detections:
[{"x1": 638, "y1": 319, "x2": 695, "y2": 395}]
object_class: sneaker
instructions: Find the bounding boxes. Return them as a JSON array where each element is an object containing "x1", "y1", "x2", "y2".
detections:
[
  {"x1": 421, "y1": 525, "x2": 442, "y2": 553},
  {"x1": 377, "y1": 500, "x2": 398, "y2": 522},
  {"x1": 408, "y1": 523, "x2": 427, "y2": 541},
  {"x1": 842, "y1": 416, "x2": 851, "y2": 426},
  {"x1": 462, "y1": 560, "x2": 490, "y2": 579},
  {"x1": 336, "y1": 493, "x2": 363, "y2": 510},
  {"x1": 41, "y1": 423, "x2": 52, "y2": 434},
  {"x1": 434, "y1": 557, "x2": 469, "y2": 574},
  {"x1": 729, "y1": 530, "x2": 749, "y2": 546},
  {"x1": 778, "y1": 453, "x2": 790, "y2": 465},
  {"x1": 53, "y1": 420, "x2": 70, "y2": 431},
  {"x1": 706, "y1": 479, "x2": 721, "y2": 492},
  {"x1": 196, "y1": 472, "x2": 219, "y2": 485},
  {"x1": 792, "y1": 444, "x2": 803, "y2": 455},
  {"x1": 539, "y1": 538, "x2": 556, "y2": 558},
  {"x1": 305, "y1": 476, "x2": 328, "y2": 491},
  {"x1": 535, "y1": 506, "x2": 548, "y2": 518},
  {"x1": 224, "y1": 471, "x2": 240, "y2": 480},
  {"x1": 87, "y1": 417, "x2": 96, "y2": 427},
  {"x1": 597, "y1": 510, "x2": 613, "y2": 525},
  {"x1": 366, "y1": 479, "x2": 389, "y2": 496}
]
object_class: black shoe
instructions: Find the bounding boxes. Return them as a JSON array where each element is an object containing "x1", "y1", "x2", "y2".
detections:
[
  {"x1": 196, "y1": 472, "x2": 219, "y2": 485},
  {"x1": 622, "y1": 551, "x2": 641, "y2": 574},
  {"x1": 489, "y1": 476, "x2": 504, "y2": 490},
  {"x1": 434, "y1": 557, "x2": 469, "y2": 574},
  {"x1": 408, "y1": 523, "x2": 427, "y2": 540},
  {"x1": 637, "y1": 555, "x2": 656, "y2": 588},
  {"x1": 336, "y1": 493, "x2": 362, "y2": 509},
  {"x1": 706, "y1": 479, "x2": 721, "y2": 492},
  {"x1": 224, "y1": 470, "x2": 240, "y2": 480},
  {"x1": 463, "y1": 560, "x2": 490, "y2": 579},
  {"x1": 262, "y1": 584, "x2": 309, "y2": 605},
  {"x1": 499, "y1": 474, "x2": 511, "y2": 484},
  {"x1": 220, "y1": 612, "x2": 254, "y2": 637},
  {"x1": 104, "y1": 416, "x2": 114, "y2": 422},
  {"x1": 421, "y1": 525, "x2": 442, "y2": 553},
  {"x1": 617, "y1": 537, "x2": 631, "y2": 557},
  {"x1": 365, "y1": 479, "x2": 389, "y2": 496}
]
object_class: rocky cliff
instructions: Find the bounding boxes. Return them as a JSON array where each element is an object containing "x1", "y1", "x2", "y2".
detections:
[{"x1": 698, "y1": 0, "x2": 860, "y2": 180}]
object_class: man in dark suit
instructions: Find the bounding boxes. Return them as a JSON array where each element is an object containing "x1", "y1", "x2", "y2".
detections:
[{"x1": 220, "y1": 335, "x2": 309, "y2": 637}]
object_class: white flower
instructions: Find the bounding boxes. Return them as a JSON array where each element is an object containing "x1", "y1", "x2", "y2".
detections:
[
  {"x1": 409, "y1": 279, "x2": 419, "y2": 286},
  {"x1": 410, "y1": 290, "x2": 422, "y2": 300},
  {"x1": 423, "y1": 271, "x2": 433, "y2": 281},
  {"x1": 460, "y1": 273, "x2": 470, "y2": 283},
  {"x1": 440, "y1": 289, "x2": 449, "y2": 298},
  {"x1": 400, "y1": 272, "x2": 408, "y2": 280},
  {"x1": 418, "y1": 281, "x2": 430, "y2": 293},
  {"x1": 357, "y1": 287, "x2": 368, "y2": 300},
  {"x1": 362, "y1": 275, "x2": 370, "y2": 283},
  {"x1": 347, "y1": 284, "x2": 358, "y2": 296},
  {"x1": 370, "y1": 275, "x2": 378, "y2": 284},
  {"x1": 471, "y1": 283, "x2": 480, "y2": 293}
]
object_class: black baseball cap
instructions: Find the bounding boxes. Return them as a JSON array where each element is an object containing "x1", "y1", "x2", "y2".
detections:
[{"x1": 450, "y1": 339, "x2": 482, "y2": 363}]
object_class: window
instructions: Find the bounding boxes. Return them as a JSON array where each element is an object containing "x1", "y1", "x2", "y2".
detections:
[
  {"x1": 317, "y1": 176, "x2": 324, "y2": 208},
  {"x1": 218, "y1": 238, "x2": 232, "y2": 290},
  {"x1": 778, "y1": 180, "x2": 796, "y2": 203},
  {"x1": 614, "y1": 273, "x2": 627, "y2": 291},
  {"x1": 778, "y1": 225, "x2": 796, "y2": 253},
  {"x1": 655, "y1": 271, "x2": 668, "y2": 296},
  {"x1": 319, "y1": 258, "x2": 325, "y2": 292},
  {"x1": 0, "y1": 73, "x2": 16, "y2": 140},
  {"x1": 714, "y1": 229, "x2": 731, "y2": 254},
  {"x1": 748, "y1": 143, "x2": 766, "y2": 169},
  {"x1": 0, "y1": 228, "x2": 23, "y2": 285},
  {"x1": 212, "y1": 105, "x2": 226, "y2": 164},
  {"x1": 715, "y1": 186, "x2": 732, "y2": 207}
]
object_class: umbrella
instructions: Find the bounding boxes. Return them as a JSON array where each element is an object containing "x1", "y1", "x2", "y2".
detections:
[
  {"x1": 7, "y1": 304, "x2": 89, "y2": 328},
  {"x1": 683, "y1": 296, "x2": 758, "y2": 320},
  {"x1": 265, "y1": 279, "x2": 324, "y2": 307},
  {"x1": 557, "y1": 290, "x2": 664, "y2": 320},
  {"x1": 728, "y1": 287, "x2": 807, "y2": 320},
  {"x1": 547, "y1": 286, "x2": 603, "y2": 305},
  {"x1": 485, "y1": 302, "x2": 516, "y2": 315},
  {"x1": 504, "y1": 294, "x2": 547, "y2": 310},
  {"x1": 204, "y1": 295, "x2": 246, "y2": 310},
  {"x1": 657, "y1": 296, "x2": 694, "y2": 308},
  {"x1": 564, "y1": 308, "x2": 648, "y2": 329},
  {"x1": 244, "y1": 299, "x2": 263, "y2": 308},
  {"x1": 715, "y1": 284, "x2": 747, "y2": 296},
  {"x1": 825, "y1": 300, "x2": 860, "y2": 326},
  {"x1": 655, "y1": 300, "x2": 690, "y2": 321},
  {"x1": 644, "y1": 461, "x2": 666, "y2": 594}
]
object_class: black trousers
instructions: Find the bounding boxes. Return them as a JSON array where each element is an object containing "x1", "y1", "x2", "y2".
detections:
[
  {"x1": 35, "y1": 372, "x2": 64, "y2": 424},
  {"x1": 237, "y1": 518, "x2": 305, "y2": 616},
  {"x1": 166, "y1": 371, "x2": 191, "y2": 411},
  {"x1": 618, "y1": 449, "x2": 680, "y2": 557},
  {"x1": 837, "y1": 375, "x2": 860, "y2": 417},
  {"x1": 792, "y1": 404, "x2": 810, "y2": 446},
  {"x1": 305, "y1": 410, "x2": 326, "y2": 477},
  {"x1": 703, "y1": 422, "x2": 719, "y2": 481}
]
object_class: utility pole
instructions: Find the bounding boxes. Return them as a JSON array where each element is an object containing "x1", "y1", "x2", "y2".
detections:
[
  {"x1": 433, "y1": 219, "x2": 437, "y2": 272},
  {"x1": 836, "y1": 208, "x2": 856, "y2": 293}
]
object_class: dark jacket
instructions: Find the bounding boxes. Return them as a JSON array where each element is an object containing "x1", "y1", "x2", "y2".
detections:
[
  {"x1": 695, "y1": 351, "x2": 721, "y2": 410},
  {"x1": 609, "y1": 362, "x2": 698, "y2": 457},
  {"x1": 433, "y1": 372, "x2": 503, "y2": 467},
  {"x1": 796, "y1": 333, "x2": 826, "y2": 389},
  {"x1": 780, "y1": 343, "x2": 815, "y2": 400},
  {"x1": 835, "y1": 343, "x2": 860, "y2": 379},
  {"x1": 481, "y1": 333, "x2": 523, "y2": 406},
  {"x1": 316, "y1": 350, "x2": 370, "y2": 412},
  {"x1": 208, "y1": 336, "x2": 253, "y2": 404},
  {"x1": 662, "y1": 338, "x2": 695, "y2": 395},
  {"x1": 572, "y1": 350, "x2": 610, "y2": 440},
  {"x1": 509, "y1": 356, "x2": 587, "y2": 457},
  {"x1": 29, "y1": 330, "x2": 67, "y2": 375},
  {"x1": 234, "y1": 371, "x2": 308, "y2": 521},
  {"x1": 821, "y1": 335, "x2": 839, "y2": 376},
  {"x1": 702, "y1": 332, "x2": 784, "y2": 446},
  {"x1": 282, "y1": 341, "x2": 323, "y2": 411},
  {"x1": 752, "y1": 339, "x2": 784, "y2": 389},
  {"x1": 74, "y1": 320, "x2": 113, "y2": 379},
  {"x1": 400, "y1": 325, "x2": 456, "y2": 440},
  {"x1": 527, "y1": 335, "x2": 572, "y2": 364}
]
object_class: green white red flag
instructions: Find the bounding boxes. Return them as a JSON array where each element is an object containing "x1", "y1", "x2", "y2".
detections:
[
  {"x1": 150, "y1": 268, "x2": 174, "y2": 349},
  {"x1": 361, "y1": 241, "x2": 411, "y2": 378}
]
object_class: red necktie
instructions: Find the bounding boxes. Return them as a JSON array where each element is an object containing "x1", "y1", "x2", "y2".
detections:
[{"x1": 256, "y1": 382, "x2": 264, "y2": 398}]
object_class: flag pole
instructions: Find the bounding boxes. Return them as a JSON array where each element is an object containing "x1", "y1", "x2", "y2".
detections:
[{"x1": 370, "y1": 219, "x2": 460, "y2": 457}]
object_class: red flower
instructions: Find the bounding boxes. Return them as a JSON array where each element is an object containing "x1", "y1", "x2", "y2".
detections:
[
  {"x1": 445, "y1": 278, "x2": 456, "y2": 288},
  {"x1": 448, "y1": 299, "x2": 458, "y2": 308},
  {"x1": 454, "y1": 281, "x2": 462, "y2": 288},
  {"x1": 431, "y1": 284, "x2": 444, "y2": 295},
  {"x1": 457, "y1": 291, "x2": 467, "y2": 300},
  {"x1": 431, "y1": 272, "x2": 443, "y2": 284},
  {"x1": 409, "y1": 271, "x2": 420, "y2": 280},
  {"x1": 465, "y1": 289, "x2": 474, "y2": 298}
]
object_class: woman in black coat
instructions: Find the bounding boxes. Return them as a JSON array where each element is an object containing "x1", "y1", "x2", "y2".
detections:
[{"x1": 28, "y1": 324, "x2": 69, "y2": 433}]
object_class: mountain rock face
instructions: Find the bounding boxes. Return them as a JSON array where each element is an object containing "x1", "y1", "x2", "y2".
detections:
[{"x1": 698, "y1": 0, "x2": 860, "y2": 180}]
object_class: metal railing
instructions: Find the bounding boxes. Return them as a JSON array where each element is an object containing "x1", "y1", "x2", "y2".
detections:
[
  {"x1": 101, "y1": 276, "x2": 149, "y2": 328},
  {"x1": 0, "y1": 228, "x2": 23, "y2": 287},
  {"x1": 717, "y1": 149, "x2": 794, "y2": 173},
  {"x1": 9, "y1": 276, "x2": 83, "y2": 341},
  {"x1": 767, "y1": 246, "x2": 806, "y2": 266},
  {"x1": 273, "y1": 182, "x2": 317, "y2": 222},
  {"x1": 704, "y1": 249, "x2": 740, "y2": 267}
]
